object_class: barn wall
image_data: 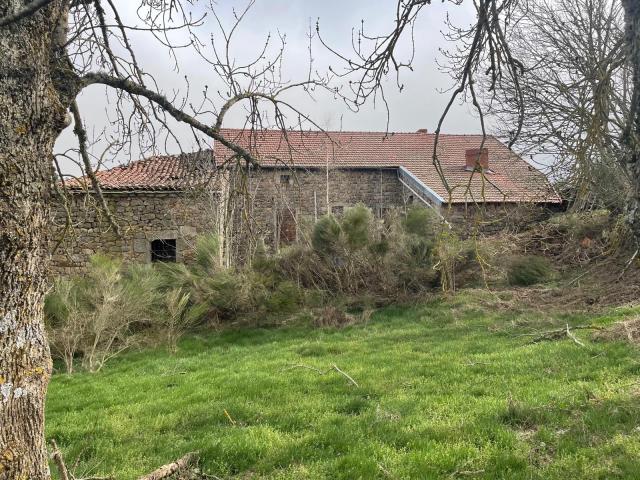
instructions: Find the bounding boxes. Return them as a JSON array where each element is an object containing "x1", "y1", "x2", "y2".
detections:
[
  {"x1": 50, "y1": 190, "x2": 220, "y2": 275},
  {"x1": 49, "y1": 166, "x2": 560, "y2": 275},
  {"x1": 232, "y1": 167, "x2": 405, "y2": 252},
  {"x1": 445, "y1": 202, "x2": 559, "y2": 235}
]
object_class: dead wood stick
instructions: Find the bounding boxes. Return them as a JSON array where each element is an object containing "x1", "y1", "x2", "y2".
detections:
[
  {"x1": 617, "y1": 248, "x2": 640, "y2": 281},
  {"x1": 137, "y1": 453, "x2": 197, "y2": 480},
  {"x1": 517, "y1": 324, "x2": 602, "y2": 343},
  {"x1": 50, "y1": 440, "x2": 71, "y2": 480},
  {"x1": 224, "y1": 409, "x2": 237, "y2": 426},
  {"x1": 565, "y1": 268, "x2": 593, "y2": 286},
  {"x1": 332, "y1": 364, "x2": 359, "y2": 387},
  {"x1": 566, "y1": 323, "x2": 585, "y2": 347},
  {"x1": 283, "y1": 364, "x2": 359, "y2": 387}
]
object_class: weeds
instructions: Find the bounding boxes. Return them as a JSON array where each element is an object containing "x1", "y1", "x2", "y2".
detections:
[
  {"x1": 507, "y1": 255, "x2": 553, "y2": 286},
  {"x1": 48, "y1": 205, "x2": 574, "y2": 373}
]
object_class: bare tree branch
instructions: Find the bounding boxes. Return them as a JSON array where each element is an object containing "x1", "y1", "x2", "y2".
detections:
[
  {"x1": 81, "y1": 72, "x2": 263, "y2": 165},
  {"x1": 70, "y1": 99, "x2": 122, "y2": 236},
  {"x1": 0, "y1": 0, "x2": 56, "y2": 27}
]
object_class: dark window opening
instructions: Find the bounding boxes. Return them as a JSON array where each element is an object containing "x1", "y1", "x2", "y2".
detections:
[
  {"x1": 280, "y1": 174, "x2": 291, "y2": 185},
  {"x1": 331, "y1": 205, "x2": 344, "y2": 216},
  {"x1": 151, "y1": 239, "x2": 177, "y2": 263},
  {"x1": 408, "y1": 195, "x2": 415, "y2": 205}
]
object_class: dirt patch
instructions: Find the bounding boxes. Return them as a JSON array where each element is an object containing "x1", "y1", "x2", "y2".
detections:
[
  {"x1": 593, "y1": 317, "x2": 640, "y2": 345},
  {"x1": 466, "y1": 211, "x2": 640, "y2": 313}
]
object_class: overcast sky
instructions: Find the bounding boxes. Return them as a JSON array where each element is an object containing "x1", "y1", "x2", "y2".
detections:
[{"x1": 56, "y1": 0, "x2": 486, "y2": 173}]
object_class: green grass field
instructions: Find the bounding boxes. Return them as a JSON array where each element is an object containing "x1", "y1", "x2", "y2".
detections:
[{"x1": 46, "y1": 293, "x2": 640, "y2": 479}]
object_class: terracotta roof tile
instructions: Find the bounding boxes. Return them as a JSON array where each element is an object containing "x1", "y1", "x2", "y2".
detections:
[
  {"x1": 67, "y1": 129, "x2": 561, "y2": 204},
  {"x1": 64, "y1": 152, "x2": 215, "y2": 191}
]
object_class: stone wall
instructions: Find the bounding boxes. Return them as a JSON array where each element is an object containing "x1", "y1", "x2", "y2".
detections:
[
  {"x1": 49, "y1": 166, "x2": 560, "y2": 275},
  {"x1": 445, "y1": 202, "x2": 560, "y2": 235},
  {"x1": 50, "y1": 190, "x2": 220, "y2": 275},
  {"x1": 232, "y1": 167, "x2": 405, "y2": 253}
]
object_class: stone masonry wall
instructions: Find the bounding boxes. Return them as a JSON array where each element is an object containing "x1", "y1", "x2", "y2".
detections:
[
  {"x1": 445, "y1": 202, "x2": 560, "y2": 235},
  {"x1": 50, "y1": 190, "x2": 219, "y2": 275},
  {"x1": 50, "y1": 167, "x2": 558, "y2": 275},
  {"x1": 233, "y1": 167, "x2": 405, "y2": 253}
]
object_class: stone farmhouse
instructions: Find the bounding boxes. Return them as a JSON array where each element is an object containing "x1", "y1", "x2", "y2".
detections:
[{"x1": 51, "y1": 128, "x2": 562, "y2": 274}]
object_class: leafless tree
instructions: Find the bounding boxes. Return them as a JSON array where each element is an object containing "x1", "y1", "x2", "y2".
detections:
[
  {"x1": 319, "y1": 0, "x2": 526, "y2": 197},
  {"x1": 482, "y1": 0, "x2": 629, "y2": 211},
  {"x1": 0, "y1": 1, "x2": 331, "y2": 478},
  {"x1": 322, "y1": 0, "x2": 640, "y2": 227}
]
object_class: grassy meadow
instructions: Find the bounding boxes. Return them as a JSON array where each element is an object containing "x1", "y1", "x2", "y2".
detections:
[{"x1": 46, "y1": 292, "x2": 640, "y2": 479}]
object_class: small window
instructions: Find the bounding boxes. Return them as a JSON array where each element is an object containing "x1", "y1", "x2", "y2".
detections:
[
  {"x1": 331, "y1": 205, "x2": 344, "y2": 216},
  {"x1": 150, "y1": 239, "x2": 176, "y2": 263},
  {"x1": 280, "y1": 174, "x2": 291, "y2": 185},
  {"x1": 408, "y1": 195, "x2": 415, "y2": 204}
]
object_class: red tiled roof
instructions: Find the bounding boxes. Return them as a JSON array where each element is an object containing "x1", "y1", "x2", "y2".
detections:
[
  {"x1": 67, "y1": 128, "x2": 561, "y2": 204},
  {"x1": 64, "y1": 152, "x2": 216, "y2": 192}
]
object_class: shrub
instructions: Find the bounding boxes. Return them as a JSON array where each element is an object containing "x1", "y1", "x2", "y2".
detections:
[
  {"x1": 44, "y1": 277, "x2": 87, "y2": 374},
  {"x1": 195, "y1": 233, "x2": 221, "y2": 271},
  {"x1": 45, "y1": 255, "x2": 164, "y2": 373},
  {"x1": 313, "y1": 306, "x2": 352, "y2": 328},
  {"x1": 548, "y1": 210, "x2": 611, "y2": 240},
  {"x1": 433, "y1": 230, "x2": 465, "y2": 292},
  {"x1": 160, "y1": 289, "x2": 208, "y2": 352},
  {"x1": 47, "y1": 208, "x2": 469, "y2": 374},
  {"x1": 312, "y1": 215, "x2": 342, "y2": 254},
  {"x1": 265, "y1": 281, "x2": 301, "y2": 314},
  {"x1": 403, "y1": 206, "x2": 438, "y2": 239},
  {"x1": 341, "y1": 204, "x2": 372, "y2": 249},
  {"x1": 368, "y1": 238, "x2": 389, "y2": 257},
  {"x1": 507, "y1": 255, "x2": 552, "y2": 286}
]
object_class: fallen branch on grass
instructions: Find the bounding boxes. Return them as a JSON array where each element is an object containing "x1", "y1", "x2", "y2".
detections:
[
  {"x1": 462, "y1": 360, "x2": 491, "y2": 366},
  {"x1": 617, "y1": 248, "x2": 639, "y2": 281},
  {"x1": 565, "y1": 324, "x2": 586, "y2": 347},
  {"x1": 50, "y1": 440, "x2": 70, "y2": 480},
  {"x1": 51, "y1": 438, "x2": 196, "y2": 480},
  {"x1": 283, "y1": 363, "x2": 359, "y2": 387},
  {"x1": 224, "y1": 409, "x2": 237, "y2": 426},
  {"x1": 137, "y1": 452, "x2": 198, "y2": 480},
  {"x1": 50, "y1": 440, "x2": 114, "y2": 480},
  {"x1": 332, "y1": 364, "x2": 360, "y2": 387},
  {"x1": 516, "y1": 324, "x2": 603, "y2": 344}
]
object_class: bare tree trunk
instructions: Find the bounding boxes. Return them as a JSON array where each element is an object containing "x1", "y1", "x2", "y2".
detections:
[
  {"x1": 622, "y1": 0, "x2": 640, "y2": 239},
  {"x1": 0, "y1": 2, "x2": 69, "y2": 478}
]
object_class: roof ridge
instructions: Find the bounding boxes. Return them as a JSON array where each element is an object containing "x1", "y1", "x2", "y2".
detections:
[{"x1": 218, "y1": 127, "x2": 497, "y2": 138}]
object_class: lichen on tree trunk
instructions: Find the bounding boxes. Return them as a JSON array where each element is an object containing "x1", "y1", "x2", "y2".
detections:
[{"x1": 0, "y1": 2, "x2": 69, "y2": 479}]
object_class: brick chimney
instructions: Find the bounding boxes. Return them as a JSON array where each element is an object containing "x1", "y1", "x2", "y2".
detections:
[{"x1": 465, "y1": 148, "x2": 489, "y2": 171}]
